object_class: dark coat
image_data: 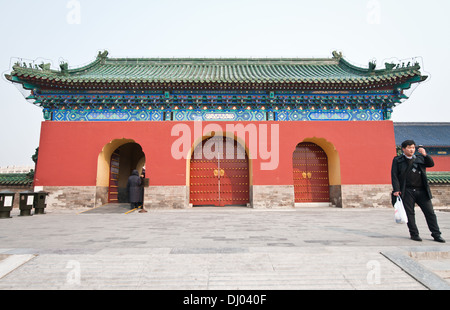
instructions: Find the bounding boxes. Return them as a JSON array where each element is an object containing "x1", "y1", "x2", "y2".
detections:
[
  {"x1": 127, "y1": 170, "x2": 142, "y2": 203},
  {"x1": 391, "y1": 154, "x2": 434, "y2": 201}
]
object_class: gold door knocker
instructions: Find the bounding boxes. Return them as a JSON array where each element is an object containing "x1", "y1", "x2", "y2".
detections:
[
  {"x1": 307, "y1": 172, "x2": 312, "y2": 179},
  {"x1": 214, "y1": 169, "x2": 225, "y2": 177},
  {"x1": 302, "y1": 172, "x2": 307, "y2": 179}
]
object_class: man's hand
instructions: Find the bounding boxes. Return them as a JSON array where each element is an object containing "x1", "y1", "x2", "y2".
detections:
[
  {"x1": 417, "y1": 146, "x2": 427, "y2": 156},
  {"x1": 393, "y1": 191, "x2": 401, "y2": 197}
]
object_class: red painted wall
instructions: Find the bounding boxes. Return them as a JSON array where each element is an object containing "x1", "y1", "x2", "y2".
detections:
[
  {"x1": 429, "y1": 156, "x2": 450, "y2": 172},
  {"x1": 34, "y1": 121, "x2": 397, "y2": 187}
]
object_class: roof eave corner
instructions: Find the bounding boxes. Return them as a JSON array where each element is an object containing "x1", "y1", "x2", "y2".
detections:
[
  {"x1": 396, "y1": 75, "x2": 426, "y2": 91},
  {"x1": 4, "y1": 74, "x2": 22, "y2": 85}
]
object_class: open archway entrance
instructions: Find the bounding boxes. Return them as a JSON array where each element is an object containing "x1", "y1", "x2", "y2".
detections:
[
  {"x1": 96, "y1": 139, "x2": 145, "y2": 205},
  {"x1": 108, "y1": 142, "x2": 145, "y2": 203},
  {"x1": 189, "y1": 135, "x2": 250, "y2": 207}
]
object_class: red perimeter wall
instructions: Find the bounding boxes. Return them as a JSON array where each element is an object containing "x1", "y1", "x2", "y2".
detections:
[
  {"x1": 34, "y1": 121, "x2": 397, "y2": 187},
  {"x1": 429, "y1": 157, "x2": 450, "y2": 172}
]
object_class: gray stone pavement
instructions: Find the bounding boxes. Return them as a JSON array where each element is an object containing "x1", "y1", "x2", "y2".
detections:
[{"x1": 0, "y1": 205, "x2": 449, "y2": 290}]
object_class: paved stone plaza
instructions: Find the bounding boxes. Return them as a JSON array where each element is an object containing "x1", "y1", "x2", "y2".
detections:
[{"x1": 0, "y1": 205, "x2": 449, "y2": 290}]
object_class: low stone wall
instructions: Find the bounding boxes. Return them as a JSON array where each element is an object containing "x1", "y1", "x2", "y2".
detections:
[
  {"x1": 41, "y1": 185, "x2": 189, "y2": 210},
  {"x1": 144, "y1": 186, "x2": 188, "y2": 209},
  {"x1": 329, "y1": 185, "x2": 342, "y2": 208},
  {"x1": 341, "y1": 184, "x2": 392, "y2": 208},
  {"x1": 42, "y1": 186, "x2": 96, "y2": 210},
  {"x1": 340, "y1": 184, "x2": 449, "y2": 209},
  {"x1": 30, "y1": 183, "x2": 448, "y2": 210},
  {"x1": 95, "y1": 186, "x2": 108, "y2": 207},
  {"x1": 251, "y1": 185, "x2": 295, "y2": 209},
  {"x1": 430, "y1": 184, "x2": 450, "y2": 208}
]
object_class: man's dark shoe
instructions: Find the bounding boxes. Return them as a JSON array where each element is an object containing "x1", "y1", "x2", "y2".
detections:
[
  {"x1": 433, "y1": 236, "x2": 446, "y2": 243},
  {"x1": 411, "y1": 235, "x2": 422, "y2": 242}
]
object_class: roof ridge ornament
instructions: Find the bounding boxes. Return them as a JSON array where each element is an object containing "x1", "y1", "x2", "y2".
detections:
[
  {"x1": 368, "y1": 60, "x2": 376, "y2": 72},
  {"x1": 60, "y1": 62, "x2": 69, "y2": 73},
  {"x1": 38, "y1": 63, "x2": 51, "y2": 71},
  {"x1": 97, "y1": 50, "x2": 109, "y2": 59},
  {"x1": 385, "y1": 62, "x2": 396, "y2": 71},
  {"x1": 332, "y1": 51, "x2": 343, "y2": 60}
]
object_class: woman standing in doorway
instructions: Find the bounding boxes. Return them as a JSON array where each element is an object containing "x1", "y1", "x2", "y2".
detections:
[{"x1": 127, "y1": 170, "x2": 142, "y2": 210}]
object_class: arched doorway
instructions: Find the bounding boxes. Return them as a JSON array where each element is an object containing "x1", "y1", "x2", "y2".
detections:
[
  {"x1": 293, "y1": 142, "x2": 330, "y2": 204},
  {"x1": 108, "y1": 142, "x2": 145, "y2": 203},
  {"x1": 95, "y1": 139, "x2": 146, "y2": 205},
  {"x1": 189, "y1": 135, "x2": 249, "y2": 207}
]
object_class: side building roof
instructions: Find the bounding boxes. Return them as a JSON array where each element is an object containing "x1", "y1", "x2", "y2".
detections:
[
  {"x1": 0, "y1": 173, "x2": 34, "y2": 187},
  {"x1": 394, "y1": 122, "x2": 450, "y2": 147}
]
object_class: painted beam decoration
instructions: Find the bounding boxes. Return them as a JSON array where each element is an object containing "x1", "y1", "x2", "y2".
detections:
[
  {"x1": 49, "y1": 106, "x2": 384, "y2": 122},
  {"x1": 5, "y1": 50, "x2": 426, "y2": 122},
  {"x1": 43, "y1": 91, "x2": 390, "y2": 121}
]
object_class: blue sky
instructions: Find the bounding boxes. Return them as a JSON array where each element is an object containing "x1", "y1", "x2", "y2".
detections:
[{"x1": 0, "y1": 0, "x2": 449, "y2": 166}]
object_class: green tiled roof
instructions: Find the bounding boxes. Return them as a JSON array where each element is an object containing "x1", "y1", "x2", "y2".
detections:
[
  {"x1": 0, "y1": 173, "x2": 34, "y2": 186},
  {"x1": 5, "y1": 51, "x2": 426, "y2": 89},
  {"x1": 428, "y1": 172, "x2": 450, "y2": 184}
]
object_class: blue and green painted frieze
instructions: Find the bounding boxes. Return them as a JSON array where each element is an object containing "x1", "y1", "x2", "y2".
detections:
[
  {"x1": 49, "y1": 107, "x2": 386, "y2": 122},
  {"x1": 40, "y1": 90, "x2": 397, "y2": 121}
]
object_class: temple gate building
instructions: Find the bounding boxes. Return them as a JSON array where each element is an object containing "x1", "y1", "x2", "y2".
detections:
[{"x1": 5, "y1": 51, "x2": 427, "y2": 209}]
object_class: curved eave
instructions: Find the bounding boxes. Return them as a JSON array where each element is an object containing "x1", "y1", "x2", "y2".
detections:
[
  {"x1": 6, "y1": 74, "x2": 38, "y2": 91},
  {"x1": 338, "y1": 58, "x2": 373, "y2": 75},
  {"x1": 393, "y1": 75, "x2": 426, "y2": 90},
  {"x1": 8, "y1": 73, "x2": 424, "y2": 89},
  {"x1": 8, "y1": 76, "x2": 418, "y2": 92},
  {"x1": 63, "y1": 56, "x2": 104, "y2": 75}
]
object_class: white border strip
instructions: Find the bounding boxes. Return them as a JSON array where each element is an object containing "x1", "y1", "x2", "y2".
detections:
[{"x1": 0, "y1": 254, "x2": 35, "y2": 279}]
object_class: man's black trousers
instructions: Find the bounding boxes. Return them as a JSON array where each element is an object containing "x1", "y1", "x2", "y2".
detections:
[{"x1": 403, "y1": 188, "x2": 441, "y2": 238}]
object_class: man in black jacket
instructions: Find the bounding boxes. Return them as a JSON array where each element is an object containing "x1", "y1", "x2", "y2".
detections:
[{"x1": 391, "y1": 140, "x2": 445, "y2": 242}]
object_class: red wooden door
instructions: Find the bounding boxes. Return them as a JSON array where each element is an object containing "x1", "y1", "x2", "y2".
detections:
[
  {"x1": 293, "y1": 142, "x2": 330, "y2": 203},
  {"x1": 190, "y1": 136, "x2": 249, "y2": 207},
  {"x1": 220, "y1": 138, "x2": 249, "y2": 206},
  {"x1": 108, "y1": 151, "x2": 120, "y2": 203}
]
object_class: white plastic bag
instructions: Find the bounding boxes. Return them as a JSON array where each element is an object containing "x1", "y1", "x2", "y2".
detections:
[{"x1": 394, "y1": 196, "x2": 408, "y2": 224}]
